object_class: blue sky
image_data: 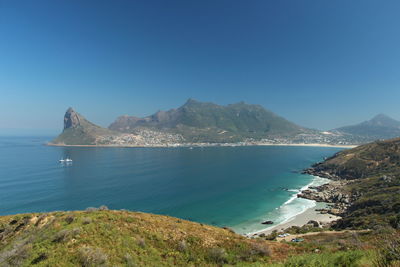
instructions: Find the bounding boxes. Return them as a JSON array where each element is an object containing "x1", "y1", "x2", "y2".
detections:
[{"x1": 1, "y1": 0, "x2": 400, "y2": 133}]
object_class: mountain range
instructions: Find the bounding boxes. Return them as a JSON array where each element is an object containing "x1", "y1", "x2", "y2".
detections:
[
  {"x1": 50, "y1": 99, "x2": 400, "y2": 146},
  {"x1": 109, "y1": 99, "x2": 310, "y2": 142}
]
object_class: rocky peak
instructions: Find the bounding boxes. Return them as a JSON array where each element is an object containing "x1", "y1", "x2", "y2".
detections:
[
  {"x1": 64, "y1": 107, "x2": 81, "y2": 129},
  {"x1": 367, "y1": 114, "x2": 400, "y2": 127},
  {"x1": 182, "y1": 98, "x2": 200, "y2": 107}
]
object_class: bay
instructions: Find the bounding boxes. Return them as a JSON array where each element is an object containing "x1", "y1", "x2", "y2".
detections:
[{"x1": 0, "y1": 136, "x2": 343, "y2": 234}]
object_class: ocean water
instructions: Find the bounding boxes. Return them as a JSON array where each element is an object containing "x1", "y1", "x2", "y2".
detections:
[{"x1": 0, "y1": 136, "x2": 343, "y2": 234}]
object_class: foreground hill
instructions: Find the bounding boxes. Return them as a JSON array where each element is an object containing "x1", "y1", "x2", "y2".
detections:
[
  {"x1": 0, "y1": 209, "x2": 275, "y2": 266},
  {"x1": 108, "y1": 99, "x2": 311, "y2": 142},
  {"x1": 0, "y1": 209, "x2": 380, "y2": 267},
  {"x1": 332, "y1": 114, "x2": 400, "y2": 143}
]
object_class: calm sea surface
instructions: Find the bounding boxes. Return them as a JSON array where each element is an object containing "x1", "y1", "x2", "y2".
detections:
[{"x1": 0, "y1": 136, "x2": 343, "y2": 233}]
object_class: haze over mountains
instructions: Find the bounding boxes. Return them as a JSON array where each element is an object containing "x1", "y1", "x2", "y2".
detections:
[
  {"x1": 51, "y1": 99, "x2": 400, "y2": 146},
  {"x1": 332, "y1": 114, "x2": 400, "y2": 141}
]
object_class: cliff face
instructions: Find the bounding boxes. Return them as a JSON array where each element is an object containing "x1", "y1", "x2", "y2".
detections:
[
  {"x1": 51, "y1": 108, "x2": 117, "y2": 145},
  {"x1": 63, "y1": 107, "x2": 81, "y2": 129}
]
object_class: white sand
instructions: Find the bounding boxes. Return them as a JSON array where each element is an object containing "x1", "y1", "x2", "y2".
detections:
[
  {"x1": 248, "y1": 203, "x2": 341, "y2": 237},
  {"x1": 258, "y1": 143, "x2": 356, "y2": 148}
]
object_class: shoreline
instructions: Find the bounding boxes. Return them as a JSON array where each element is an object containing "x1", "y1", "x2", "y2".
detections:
[
  {"x1": 46, "y1": 143, "x2": 357, "y2": 149},
  {"x1": 245, "y1": 176, "x2": 341, "y2": 237},
  {"x1": 248, "y1": 202, "x2": 341, "y2": 237}
]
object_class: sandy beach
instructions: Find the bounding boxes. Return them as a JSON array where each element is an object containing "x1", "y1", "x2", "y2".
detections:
[
  {"x1": 248, "y1": 202, "x2": 341, "y2": 237},
  {"x1": 47, "y1": 142, "x2": 357, "y2": 148},
  {"x1": 258, "y1": 143, "x2": 356, "y2": 148}
]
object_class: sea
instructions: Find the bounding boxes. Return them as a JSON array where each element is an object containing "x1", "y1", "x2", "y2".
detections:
[{"x1": 0, "y1": 136, "x2": 343, "y2": 234}]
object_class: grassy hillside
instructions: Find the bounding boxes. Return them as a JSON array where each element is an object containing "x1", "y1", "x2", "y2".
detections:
[
  {"x1": 0, "y1": 209, "x2": 382, "y2": 267},
  {"x1": 0, "y1": 209, "x2": 281, "y2": 266}
]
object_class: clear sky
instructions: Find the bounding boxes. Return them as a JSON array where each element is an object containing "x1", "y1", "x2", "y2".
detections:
[{"x1": 1, "y1": 0, "x2": 400, "y2": 134}]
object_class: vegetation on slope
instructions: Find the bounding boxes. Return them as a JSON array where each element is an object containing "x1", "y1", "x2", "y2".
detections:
[
  {"x1": 1, "y1": 208, "x2": 387, "y2": 267},
  {"x1": 0, "y1": 209, "x2": 288, "y2": 266},
  {"x1": 311, "y1": 138, "x2": 400, "y2": 230},
  {"x1": 109, "y1": 99, "x2": 310, "y2": 142}
]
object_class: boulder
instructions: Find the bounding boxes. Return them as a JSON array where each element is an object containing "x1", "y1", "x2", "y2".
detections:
[{"x1": 261, "y1": 221, "x2": 273, "y2": 225}]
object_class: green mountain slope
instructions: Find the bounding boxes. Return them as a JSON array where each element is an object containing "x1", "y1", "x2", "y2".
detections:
[{"x1": 109, "y1": 99, "x2": 310, "y2": 142}]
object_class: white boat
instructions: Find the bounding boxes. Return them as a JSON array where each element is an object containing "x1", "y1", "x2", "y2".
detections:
[{"x1": 59, "y1": 158, "x2": 73, "y2": 163}]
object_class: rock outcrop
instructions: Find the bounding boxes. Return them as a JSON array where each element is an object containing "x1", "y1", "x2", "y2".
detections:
[
  {"x1": 297, "y1": 180, "x2": 353, "y2": 216},
  {"x1": 63, "y1": 108, "x2": 81, "y2": 129}
]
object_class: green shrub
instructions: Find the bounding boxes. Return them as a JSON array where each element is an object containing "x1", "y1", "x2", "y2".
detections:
[
  {"x1": 177, "y1": 240, "x2": 187, "y2": 252},
  {"x1": 373, "y1": 233, "x2": 400, "y2": 267},
  {"x1": 0, "y1": 238, "x2": 32, "y2": 266},
  {"x1": 124, "y1": 253, "x2": 137, "y2": 267},
  {"x1": 78, "y1": 247, "x2": 108, "y2": 267},
  {"x1": 82, "y1": 217, "x2": 92, "y2": 225},
  {"x1": 65, "y1": 215, "x2": 74, "y2": 224},
  {"x1": 208, "y1": 247, "x2": 228, "y2": 263},
  {"x1": 251, "y1": 242, "x2": 271, "y2": 257},
  {"x1": 283, "y1": 250, "x2": 364, "y2": 267},
  {"x1": 53, "y1": 227, "x2": 81, "y2": 243},
  {"x1": 137, "y1": 237, "x2": 146, "y2": 248}
]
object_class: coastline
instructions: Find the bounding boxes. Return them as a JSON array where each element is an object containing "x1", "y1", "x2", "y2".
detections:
[
  {"x1": 258, "y1": 143, "x2": 356, "y2": 148},
  {"x1": 245, "y1": 175, "x2": 342, "y2": 238},
  {"x1": 46, "y1": 142, "x2": 357, "y2": 149},
  {"x1": 249, "y1": 202, "x2": 341, "y2": 237}
]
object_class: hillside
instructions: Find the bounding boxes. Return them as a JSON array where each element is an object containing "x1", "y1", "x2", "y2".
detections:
[
  {"x1": 305, "y1": 137, "x2": 400, "y2": 229},
  {"x1": 0, "y1": 209, "x2": 288, "y2": 266},
  {"x1": 333, "y1": 114, "x2": 400, "y2": 142},
  {"x1": 0, "y1": 209, "x2": 380, "y2": 267},
  {"x1": 109, "y1": 99, "x2": 311, "y2": 142}
]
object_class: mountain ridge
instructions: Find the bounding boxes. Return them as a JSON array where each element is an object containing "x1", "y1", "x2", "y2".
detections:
[
  {"x1": 108, "y1": 98, "x2": 310, "y2": 142},
  {"x1": 332, "y1": 114, "x2": 400, "y2": 141},
  {"x1": 50, "y1": 101, "x2": 400, "y2": 146}
]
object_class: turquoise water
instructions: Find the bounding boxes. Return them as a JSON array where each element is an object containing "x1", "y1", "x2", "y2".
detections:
[{"x1": 0, "y1": 136, "x2": 343, "y2": 234}]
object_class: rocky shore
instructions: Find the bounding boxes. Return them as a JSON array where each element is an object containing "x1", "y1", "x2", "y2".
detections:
[{"x1": 299, "y1": 167, "x2": 358, "y2": 217}]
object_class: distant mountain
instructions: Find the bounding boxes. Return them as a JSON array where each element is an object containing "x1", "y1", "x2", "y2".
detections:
[
  {"x1": 332, "y1": 114, "x2": 400, "y2": 141},
  {"x1": 51, "y1": 108, "x2": 117, "y2": 145},
  {"x1": 109, "y1": 99, "x2": 311, "y2": 142}
]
